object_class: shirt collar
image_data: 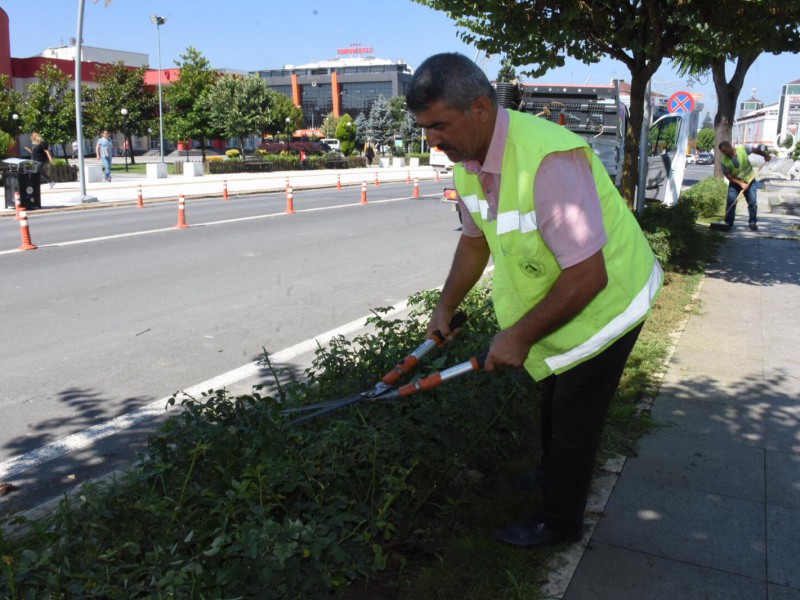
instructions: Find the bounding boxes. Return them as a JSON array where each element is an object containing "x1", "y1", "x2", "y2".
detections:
[{"x1": 462, "y1": 106, "x2": 509, "y2": 176}]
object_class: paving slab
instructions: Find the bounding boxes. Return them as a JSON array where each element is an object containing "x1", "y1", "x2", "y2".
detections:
[
  {"x1": 767, "y1": 504, "x2": 800, "y2": 589},
  {"x1": 566, "y1": 542, "x2": 766, "y2": 600},
  {"x1": 592, "y1": 477, "x2": 766, "y2": 579}
]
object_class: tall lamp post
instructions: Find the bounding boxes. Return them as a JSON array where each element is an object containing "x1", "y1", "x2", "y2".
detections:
[
  {"x1": 150, "y1": 15, "x2": 167, "y2": 165},
  {"x1": 285, "y1": 117, "x2": 292, "y2": 145},
  {"x1": 11, "y1": 113, "x2": 19, "y2": 156},
  {"x1": 120, "y1": 108, "x2": 129, "y2": 172}
]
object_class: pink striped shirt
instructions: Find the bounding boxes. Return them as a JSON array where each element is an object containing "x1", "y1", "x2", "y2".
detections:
[{"x1": 459, "y1": 108, "x2": 607, "y2": 269}]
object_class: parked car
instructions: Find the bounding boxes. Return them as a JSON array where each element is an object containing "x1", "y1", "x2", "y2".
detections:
[
  {"x1": 686, "y1": 154, "x2": 696, "y2": 164},
  {"x1": 696, "y1": 152, "x2": 714, "y2": 165}
]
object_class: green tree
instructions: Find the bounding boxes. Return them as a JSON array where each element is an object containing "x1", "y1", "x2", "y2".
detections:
[
  {"x1": 496, "y1": 56, "x2": 517, "y2": 83},
  {"x1": 89, "y1": 62, "x2": 157, "y2": 164},
  {"x1": 366, "y1": 95, "x2": 393, "y2": 155},
  {"x1": 674, "y1": 1, "x2": 800, "y2": 174},
  {"x1": 696, "y1": 128, "x2": 715, "y2": 152},
  {"x1": 321, "y1": 112, "x2": 340, "y2": 138},
  {"x1": 164, "y1": 47, "x2": 219, "y2": 161},
  {"x1": 20, "y1": 63, "x2": 76, "y2": 157},
  {"x1": 258, "y1": 90, "x2": 302, "y2": 143},
  {"x1": 399, "y1": 111, "x2": 422, "y2": 153},
  {"x1": 335, "y1": 113, "x2": 356, "y2": 155},
  {"x1": 202, "y1": 74, "x2": 273, "y2": 155},
  {"x1": 0, "y1": 75, "x2": 23, "y2": 135},
  {"x1": 414, "y1": 0, "x2": 699, "y2": 204},
  {"x1": 353, "y1": 112, "x2": 368, "y2": 149},
  {"x1": 389, "y1": 95, "x2": 408, "y2": 131}
]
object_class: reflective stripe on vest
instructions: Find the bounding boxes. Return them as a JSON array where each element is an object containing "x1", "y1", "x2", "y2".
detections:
[{"x1": 455, "y1": 110, "x2": 662, "y2": 380}]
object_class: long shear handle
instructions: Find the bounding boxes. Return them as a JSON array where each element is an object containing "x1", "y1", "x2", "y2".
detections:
[
  {"x1": 381, "y1": 311, "x2": 468, "y2": 386},
  {"x1": 397, "y1": 350, "x2": 488, "y2": 397}
]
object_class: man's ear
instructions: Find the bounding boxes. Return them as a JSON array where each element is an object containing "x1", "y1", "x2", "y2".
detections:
[{"x1": 472, "y1": 96, "x2": 494, "y2": 122}]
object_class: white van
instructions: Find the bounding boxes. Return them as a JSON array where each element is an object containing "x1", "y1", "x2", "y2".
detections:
[
  {"x1": 321, "y1": 138, "x2": 340, "y2": 151},
  {"x1": 430, "y1": 147, "x2": 454, "y2": 172}
]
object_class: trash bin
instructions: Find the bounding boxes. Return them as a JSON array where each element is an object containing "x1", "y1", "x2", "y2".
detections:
[{"x1": 3, "y1": 159, "x2": 42, "y2": 210}]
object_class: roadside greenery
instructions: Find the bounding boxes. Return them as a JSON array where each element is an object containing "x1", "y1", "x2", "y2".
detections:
[{"x1": 0, "y1": 192, "x2": 720, "y2": 598}]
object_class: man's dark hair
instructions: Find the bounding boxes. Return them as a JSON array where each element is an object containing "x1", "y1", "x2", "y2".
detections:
[
  {"x1": 406, "y1": 52, "x2": 497, "y2": 113},
  {"x1": 718, "y1": 141, "x2": 732, "y2": 151}
]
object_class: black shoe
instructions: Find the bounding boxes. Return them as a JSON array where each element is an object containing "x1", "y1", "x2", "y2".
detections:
[
  {"x1": 493, "y1": 518, "x2": 583, "y2": 548},
  {"x1": 512, "y1": 465, "x2": 546, "y2": 491},
  {"x1": 749, "y1": 223, "x2": 758, "y2": 231}
]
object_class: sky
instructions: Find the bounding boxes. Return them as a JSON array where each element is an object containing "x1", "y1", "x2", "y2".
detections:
[{"x1": 2, "y1": 0, "x2": 798, "y2": 120}]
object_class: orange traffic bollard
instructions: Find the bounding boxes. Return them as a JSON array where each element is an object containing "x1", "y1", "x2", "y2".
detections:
[
  {"x1": 14, "y1": 191, "x2": 21, "y2": 220},
  {"x1": 360, "y1": 181, "x2": 368, "y2": 205},
  {"x1": 413, "y1": 177, "x2": 420, "y2": 199},
  {"x1": 337, "y1": 173, "x2": 342, "y2": 191},
  {"x1": 286, "y1": 185, "x2": 295, "y2": 214},
  {"x1": 374, "y1": 171, "x2": 379, "y2": 187},
  {"x1": 176, "y1": 195, "x2": 189, "y2": 229},
  {"x1": 223, "y1": 179, "x2": 229, "y2": 201},
  {"x1": 435, "y1": 170, "x2": 440, "y2": 182},
  {"x1": 137, "y1": 185, "x2": 144, "y2": 208},
  {"x1": 17, "y1": 209, "x2": 37, "y2": 251},
  {"x1": 407, "y1": 171, "x2": 411, "y2": 184},
  {"x1": 285, "y1": 176, "x2": 291, "y2": 191}
]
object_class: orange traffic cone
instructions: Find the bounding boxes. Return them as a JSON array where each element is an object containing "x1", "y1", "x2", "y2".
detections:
[
  {"x1": 17, "y1": 209, "x2": 37, "y2": 251},
  {"x1": 360, "y1": 181, "x2": 368, "y2": 205},
  {"x1": 286, "y1": 185, "x2": 295, "y2": 214},
  {"x1": 14, "y1": 191, "x2": 21, "y2": 221},
  {"x1": 407, "y1": 171, "x2": 412, "y2": 184},
  {"x1": 137, "y1": 185, "x2": 144, "y2": 208},
  {"x1": 374, "y1": 172, "x2": 379, "y2": 187},
  {"x1": 176, "y1": 195, "x2": 189, "y2": 229},
  {"x1": 223, "y1": 179, "x2": 229, "y2": 201},
  {"x1": 336, "y1": 173, "x2": 342, "y2": 191},
  {"x1": 413, "y1": 177, "x2": 420, "y2": 199},
  {"x1": 435, "y1": 170, "x2": 440, "y2": 182}
]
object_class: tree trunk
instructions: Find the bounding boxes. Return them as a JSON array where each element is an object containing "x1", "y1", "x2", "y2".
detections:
[
  {"x1": 128, "y1": 134, "x2": 136, "y2": 165},
  {"x1": 620, "y1": 63, "x2": 661, "y2": 208},
  {"x1": 711, "y1": 53, "x2": 760, "y2": 177},
  {"x1": 201, "y1": 136, "x2": 207, "y2": 162}
]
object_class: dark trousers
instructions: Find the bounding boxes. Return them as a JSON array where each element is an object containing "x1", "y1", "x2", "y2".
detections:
[
  {"x1": 537, "y1": 323, "x2": 643, "y2": 531},
  {"x1": 725, "y1": 183, "x2": 757, "y2": 227}
]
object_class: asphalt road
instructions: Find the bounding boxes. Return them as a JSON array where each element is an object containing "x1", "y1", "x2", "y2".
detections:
[{"x1": 0, "y1": 180, "x2": 462, "y2": 484}]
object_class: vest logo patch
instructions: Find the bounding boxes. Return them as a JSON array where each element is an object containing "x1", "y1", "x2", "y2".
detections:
[{"x1": 519, "y1": 257, "x2": 546, "y2": 278}]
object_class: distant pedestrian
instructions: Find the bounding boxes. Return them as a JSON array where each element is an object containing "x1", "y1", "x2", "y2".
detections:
[
  {"x1": 300, "y1": 150, "x2": 308, "y2": 169},
  {"x1": 30, "y1": 132, "x2": 55, "y2": 189},
  {"x1": 72, "y1": 140, "x2": 79, "y2": 159},
  {"x1": 719, "y1": 141, "x2": 772, "y2": 231},
  {"x1": 96, "y1": 130, "x2": 113, "y2": 182},
  {"x1": 364, "y1": 144, "x2": 375, "y2": 166}
]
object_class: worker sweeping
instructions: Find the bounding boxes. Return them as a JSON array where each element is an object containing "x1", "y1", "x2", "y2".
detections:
[{"x1": 718, "y1": 141, "x2": 771, "y2": 232}]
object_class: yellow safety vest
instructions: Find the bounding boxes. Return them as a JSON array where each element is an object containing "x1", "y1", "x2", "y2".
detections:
[
  {"x1": 454, "y1": 110, "x2": 662, "y2": 380},
  {"x1": 721, "y1": 146, "x2": 755, "y2": 183}
]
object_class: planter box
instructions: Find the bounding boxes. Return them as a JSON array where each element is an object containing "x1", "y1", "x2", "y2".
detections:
[
  {"x1": 83, "y1": 165, "x2": 104, "y2": 183},
  {"x1": 392, "y1": 157, "x2": 406, "y2": 168},
  {"x1": 147, "y1": 163, "x2": 168, "y2": 179},
  {"x1": 379, "y1": 158, "x2": 391, "y2": 169},
  {"x1": 409, "y1": 157, "x2": 420, "y2": 168},
  {"x1": 182, "y1": 161, "x2": 204, "y2": 177}
]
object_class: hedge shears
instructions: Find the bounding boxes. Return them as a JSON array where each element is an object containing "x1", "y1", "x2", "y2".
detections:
[{"x1": 281, "y1": 312, "x2": 487, "y2": 425}]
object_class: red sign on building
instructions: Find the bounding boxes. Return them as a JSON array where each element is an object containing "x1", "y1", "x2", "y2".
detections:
[{"x1": 337, "y1": 44, "x2": 374, "y2": 55}]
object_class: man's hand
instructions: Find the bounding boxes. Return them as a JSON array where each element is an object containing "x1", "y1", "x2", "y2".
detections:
[{"x1": 484, "y1": 326, "x2": 531, "y2": 372}]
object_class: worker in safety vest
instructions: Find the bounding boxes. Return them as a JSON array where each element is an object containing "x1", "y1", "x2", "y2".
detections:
[
  {"x1": 719, "y1": 140, "x2": 772, "y2": 231},
  {"x1": 407, "y1": 53, "x2": 663, "y2": 549}
]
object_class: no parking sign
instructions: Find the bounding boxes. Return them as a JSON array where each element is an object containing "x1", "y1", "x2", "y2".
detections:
[{"x1": 668, "y1": 91, "x2": 695, "y2": 114}]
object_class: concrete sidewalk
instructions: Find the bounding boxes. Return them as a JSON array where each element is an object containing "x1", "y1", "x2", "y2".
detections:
[
  {"x1": 2, "y1": 163, "x2": 444, "y2": 214},
  {"x1": 561, "y1": 181, "x2": 800, "y2": 599}
]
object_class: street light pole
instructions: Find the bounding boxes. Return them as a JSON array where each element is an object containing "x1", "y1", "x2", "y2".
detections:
[
  {"x1": 150, "y1": 15, "x2": 167, "y2": 165},
  {"x1": 11, "y1": 113, "x2": 18, "y2": 156},
  {"x1": 120, "y1": 107, "x2": 129, "y2": 172}
]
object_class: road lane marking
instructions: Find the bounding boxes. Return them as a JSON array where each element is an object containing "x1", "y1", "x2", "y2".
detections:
[
  {"x1": 0, "y1": 194, "x2": 440, "y2": 255},
  {"x1": 0, "y1": 299, "x2": 411, "y2": 481}
]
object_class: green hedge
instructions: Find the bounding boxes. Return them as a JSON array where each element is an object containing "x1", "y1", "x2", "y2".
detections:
[
  {"x1": 203, "y1": 155, "x2": 367, "y2": 175},
  {"x1": 0, "y1": 288, "x2": 532, "y2": 598},
  {"x1": 678, "y1": 176, "x2": 727, "y2": 219}
]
